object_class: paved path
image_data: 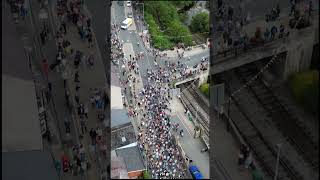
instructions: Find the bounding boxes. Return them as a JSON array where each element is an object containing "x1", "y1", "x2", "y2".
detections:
[{"x1": 170, "y1": 97, "x2": 210, "y2": 179}]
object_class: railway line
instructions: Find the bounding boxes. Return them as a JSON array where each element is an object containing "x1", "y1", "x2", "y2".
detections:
[
  {"x1": 234, "y1": 63, "x2": 319, "y2": 171},
  {"x1": 179, "y1": 83, "x2": 210, "y2": 145},
  {"x1": 215, "y1": 74, "x2": 304, "y2": 180}
]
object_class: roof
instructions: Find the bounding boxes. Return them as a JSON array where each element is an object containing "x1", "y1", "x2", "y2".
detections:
[
  {"x1": 2, "y1": 151, "x2": 59, "y2": 180},
  {"x1": 111, "y1": 151, "x2": 129, "y2": 179},
  {"x1": 115, "y1": 146, "x2": 146, "y2": 172},
  {"x1": 111, "y1": 123, "x2": 137, "y2": 150},
  {"x1": 111, "y1": 108, "x2": 130, "y2": 128},
  {"x1": 2, "y1": 75, "x2": 42, "y2": 152}
]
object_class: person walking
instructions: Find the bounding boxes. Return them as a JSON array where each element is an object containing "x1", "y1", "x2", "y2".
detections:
[
  {"x1": 270, "y1": 25, "x2": 278, "y2": 40},
  {"x1": 89, "y1": 128, "x2": 97, "y2": 145},
  {"x1": 87, "y1": 30, "x2": 93, "y2": 48},
  {"x1": 74, "y1": 71, "x2": 80, "y2": 82},
  {"x1": 244, "y1": 148, "x2": 253, "y2": 169},
  {"x1": 80, "y1": 118, "x2": 87, "y2": 135},
  {"x1": 61, "y1": 21, "x2": 67, "y2": 34}
]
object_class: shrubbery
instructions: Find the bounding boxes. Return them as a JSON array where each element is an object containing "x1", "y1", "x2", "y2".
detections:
[
  {"x1": 289, "y1": 70, "x2": 319, "y2": 116},
  {"x1": 199, "y1": 83, "x2": 210, "y2": 97}
]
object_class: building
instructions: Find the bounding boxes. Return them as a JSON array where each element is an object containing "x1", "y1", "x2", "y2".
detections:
[
  {"x1": 112, "y1": 143, "x2": 146, "y2": 179},
  {"x1": 2, "y1": 4, "x2": 58, "y2": 180}
]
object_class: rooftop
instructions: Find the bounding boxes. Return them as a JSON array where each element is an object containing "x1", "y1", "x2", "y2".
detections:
[
  {"x1": 111, "y1": 108, "x2": 131, "y2": 128},
  {"x1": 115, "y1": 145, "x2": 146, "y2": 172},
  {"x1": 2, "y1": 75, "x2": 42, "y2": 152},
  {"x1": 2, "y1": 151, "x2": 59, "y2": 180},
  {"x1": 111, "y1": 123, "x2": 137, "y2": 150}
]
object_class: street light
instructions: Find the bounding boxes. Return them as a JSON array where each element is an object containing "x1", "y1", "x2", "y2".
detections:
[{"x1": 274, "y1": 143, "x2": 282, "y2": 180}]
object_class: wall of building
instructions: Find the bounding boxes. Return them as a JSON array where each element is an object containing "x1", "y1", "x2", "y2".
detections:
[{"x1": 283, "y1": 28, "x2": 316, "y2": 79}]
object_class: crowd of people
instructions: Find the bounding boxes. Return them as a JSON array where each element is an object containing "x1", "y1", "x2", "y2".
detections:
[
  {"x1": 111, "y1": 14, "x2": 194, "y2": 178},
  {"x1": 38, "y1": 0, "x2": 109, "y2": 177},
  {"x1": 7, "y1": 0, "x2": 28, "y2": 21},
  {"x1": 213, "y1": 0, "x2": 316, "y2": 58}
]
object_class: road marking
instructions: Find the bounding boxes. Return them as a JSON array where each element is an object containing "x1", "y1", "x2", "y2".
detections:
[{"x1": 176, "y1": 112, "x2": 192, "y2": 136}]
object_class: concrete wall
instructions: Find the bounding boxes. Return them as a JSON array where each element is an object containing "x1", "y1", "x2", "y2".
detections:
[{"x1": 283, "y1": 27, "x2": 316, "y2": 79}]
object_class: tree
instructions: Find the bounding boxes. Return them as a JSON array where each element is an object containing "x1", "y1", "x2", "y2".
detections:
[
  {"x1": 190, "y1": 12, "x2": 209, "y2": 34},
  {"x1": 166, "y1": 19, "x2": 192, "y2": 45}
]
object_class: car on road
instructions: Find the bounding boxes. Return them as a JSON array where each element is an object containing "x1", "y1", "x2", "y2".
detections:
[
  {"x1": 126, "y1": 1, "x2": 131, "y2": 7},
  {"x1": 189, "y1": 165, "x2": 203, "y2": 179},
  {"x1": 121, "y1": 18, "x2": 133, "y2": 30}
]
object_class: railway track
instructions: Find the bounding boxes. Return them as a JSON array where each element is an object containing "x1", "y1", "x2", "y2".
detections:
[
  {"x1": 215, "y1": 74, "x2": 303, "y2": 180},
  {"x1": 234, "y1": 63, "x2": 319, "y2": 171},
  {"x1": 179, "y1": 84, "x2": 210, "y2": 141}
]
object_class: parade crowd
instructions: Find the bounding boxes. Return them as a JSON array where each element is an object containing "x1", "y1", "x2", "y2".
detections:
[{"x1": 45, "y1": 0, "x2": 109, "y2": 177}]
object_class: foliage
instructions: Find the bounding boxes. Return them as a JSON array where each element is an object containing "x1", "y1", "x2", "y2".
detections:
[
  {"x1": 190, "y1": 12, "x2": 209, "y2": 34},
  {"x1": 289, "y1": 70, "x2": 319, "y2": 116},
  {"x1": 144, "y1": 1, "x2": 193, "y2": 49},
  {"x1": 199, "y1": 83, "x2": 210, "y2": 97},
  {"x1": 145, "y1": 13, "x2": 173, "y2": 50},
  {"x1": 143, "y1": 170, "x2": 152, "y2": 179},
  {"x1": 166, "y1": 19, "x2": 193, "y2": 46},
  {"x1": 170, "y1": 1, "x2": 194, "y2": 9}
]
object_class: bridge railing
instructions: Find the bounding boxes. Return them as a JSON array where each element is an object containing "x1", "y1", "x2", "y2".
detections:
[{"x1": 212, "y1": 35, "x2": 289, "y2": 61}]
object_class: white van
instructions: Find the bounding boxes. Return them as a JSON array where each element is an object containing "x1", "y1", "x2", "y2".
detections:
[{"x1": 121, "y1": 18, "x2": 133, "y2": 30}]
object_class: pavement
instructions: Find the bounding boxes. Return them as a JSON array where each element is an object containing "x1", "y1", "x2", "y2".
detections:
[
  {"x1": 14, "y1": 0, "x2": 111, "y2": 179},
  {"x1": 170, "y1": 97, "x2": 210, "y2": 179}
]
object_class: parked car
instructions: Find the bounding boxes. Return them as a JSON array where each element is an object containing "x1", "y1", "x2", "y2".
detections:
[
  {"x1": 126, "y1": 1, "x2": 131, "y2": 7},
  {"x1": 189, "y1": 165, "x2": 203, "y2": 179},
  {"x1": 127, "y1": 11, "x2": 133, "y2": 18}
]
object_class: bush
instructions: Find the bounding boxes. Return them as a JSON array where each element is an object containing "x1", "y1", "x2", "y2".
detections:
[
  {"x1": 289, "y1": 70, "x2": 319, "y2": 116},
  {"x1": 199, "y1": 83, "x2": 210, "y2": 97},
  {"x1": 143, "y1": 170, "x2": 152, "y2": 179}
]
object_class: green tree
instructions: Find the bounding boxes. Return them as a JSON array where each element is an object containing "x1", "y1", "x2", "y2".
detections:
[
  {"x1": 166, "y1": 19, "x2": 192, "y2": 45},
  {"x1": 190, "y1": 12, "x2": 209, "y2": 33},
  {"x1": 143, "y1": 170, "x2": 151, "y2": 179}
]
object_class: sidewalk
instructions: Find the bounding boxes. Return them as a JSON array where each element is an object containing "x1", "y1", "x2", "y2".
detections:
[
  {"x1": 170, "y1": 97, "x2": 210, "y2": 179},
  {"x1": 48, "y1": 0, "x2": 109, "y2": 179}
]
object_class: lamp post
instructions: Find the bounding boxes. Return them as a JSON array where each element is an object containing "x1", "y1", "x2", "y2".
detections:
[{"x1": 274, "y1": 143, "x2": 282, "y2": 180}]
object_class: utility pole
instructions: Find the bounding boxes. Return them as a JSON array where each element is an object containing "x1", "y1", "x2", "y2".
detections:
[{"x1": 274, "y1": 143, "x2": 282, "y2": 180}]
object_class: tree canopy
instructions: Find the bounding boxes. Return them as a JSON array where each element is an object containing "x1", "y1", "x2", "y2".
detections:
[
  {"x1": 190, "y1": 12, "x2": 209, "y2": 34},
  {"x1": 144, "y1": 1, "x2": 193, "y2": 49}
]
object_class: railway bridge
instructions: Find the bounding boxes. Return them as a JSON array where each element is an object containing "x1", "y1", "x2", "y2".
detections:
[{"x1": 174, "y1": 14, "x2": 319, "y2": 87}]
